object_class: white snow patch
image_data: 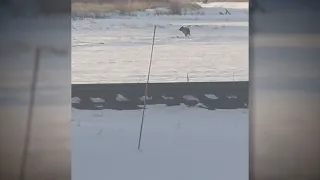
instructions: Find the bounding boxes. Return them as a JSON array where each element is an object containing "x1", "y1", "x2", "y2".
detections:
[
  {"x1": 162, "y1": 95, "x2": 174, "y2": 100},
  {"x1": 227, "y1": 95, "x2": 237, "y2": 99},
  {"x1": 116, "y1": 94, "x2": 130, "y2": 102},
  {"x1": 183, "y1": 95, "x2": 199, "y2": 101},
  {"x1": 72, "y1": 105, "x2": 248, "y2": 180},
  {"x1": 205, "y1": 94, "x2": 219, "y2": 100},
  {"x1": 195, "y1": 102, "x2": 208, "y2": 109},
  {"x1": 72, "y1": 97, "x2": 81, "y2": 104},
  {"x1": 90, "y1": 97, "x2": 105, "y2": 103},
  {"x1": 139, "y1": 95, "x2": 152, "y2": 101}
]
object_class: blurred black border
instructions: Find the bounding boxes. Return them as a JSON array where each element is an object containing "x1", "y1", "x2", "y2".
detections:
[
  {"x1": 1, "y1": 0, "x2": 320, "y2": 180},
  {"x1": 250, "y1": 0, "x2": 320, "y2": 180},
  {"x1": 0, "y1": 0, "x2": 71, "y2": 180}
]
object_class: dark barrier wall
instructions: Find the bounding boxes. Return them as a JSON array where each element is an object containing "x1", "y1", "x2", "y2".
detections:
[{"x1": 72, "y1": 81, "x2": 249, "y2": 110}]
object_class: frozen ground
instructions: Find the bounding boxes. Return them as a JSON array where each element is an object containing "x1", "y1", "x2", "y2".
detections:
[
  {"x1": 72, "y1": 2, "x2": 248, "y2": 83},
  {"x1": 72, "y1": 105, "x2": 248, "y2": 180}
]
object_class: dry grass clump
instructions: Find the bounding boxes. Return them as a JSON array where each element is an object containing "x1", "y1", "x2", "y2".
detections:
[
  {"x1": 168, "y1": 1, "x2": 201, "y2": 15},
  {"x1": 72, "y1": 1, "x2": 202, "y2": 14},
  {"x1": 72, "y1": 2, "x2": 116, "y2": 13},
  {"x1": 182, "y1": 2, "x2": 202, "y2": 9},
  {"x1": 114, "y1": 1, "x2": 150, "y2": 13}
]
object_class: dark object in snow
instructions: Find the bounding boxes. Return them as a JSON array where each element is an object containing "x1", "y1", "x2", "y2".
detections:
[
  {"x1": 179, "y1": 26, "x2": 191, "y2": 37},
  {"x1": 203, "y1": 0, "x2": 208, "y2": 4},
  {"x1": 219, "y1": 8, "x2": 231, "y2": 15},
  {"x1": 225, "y1": 8, "x2": 231, "y2": 15}
]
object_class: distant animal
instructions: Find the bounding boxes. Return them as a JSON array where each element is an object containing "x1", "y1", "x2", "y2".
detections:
[{"x1": 179, "y1": 26, "x2": 191, "y2": 37}]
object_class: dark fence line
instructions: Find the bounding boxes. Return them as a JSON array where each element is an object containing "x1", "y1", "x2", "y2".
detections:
[{"x1": 72, "y1": 81, "x2": 249, "y2": 110}]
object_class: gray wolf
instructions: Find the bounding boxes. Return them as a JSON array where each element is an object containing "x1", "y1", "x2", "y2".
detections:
[{"x1": 179, "y1": 26, "x2": 191, "y2": 37}]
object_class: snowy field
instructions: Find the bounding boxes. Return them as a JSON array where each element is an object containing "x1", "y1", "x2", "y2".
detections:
[
  {"x1": 72, "y1": 105, "x2": 248, "y2": 180},
  {"x1": 72, "y1": 2, "x2": 248, "y2": 83}
]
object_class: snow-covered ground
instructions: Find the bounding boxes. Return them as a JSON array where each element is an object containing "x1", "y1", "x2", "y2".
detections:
[
  {"x1": 72, "y1": 2, "x2": 248, "y2": 83},
  {"x1": 72, "y1": 105, "x2": 248, "y2": 180}
]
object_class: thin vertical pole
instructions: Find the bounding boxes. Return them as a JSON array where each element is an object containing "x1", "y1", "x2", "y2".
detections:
[
  {"x1": 138, "y1": 25, "x2": 157, "y2": 150},
  {"x1": 19, "y1": 48, "x2": 41, "y2": 180}
]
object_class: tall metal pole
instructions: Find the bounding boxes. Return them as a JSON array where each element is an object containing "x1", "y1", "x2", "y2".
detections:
[{"x1": 138, "y1": 25, "x2": 157, "y2": 150}]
